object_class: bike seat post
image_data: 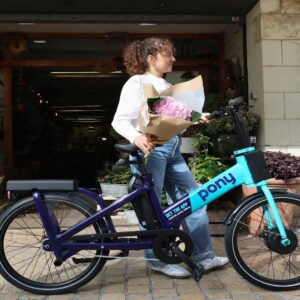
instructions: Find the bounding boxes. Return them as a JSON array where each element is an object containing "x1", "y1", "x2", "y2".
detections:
[{"x1": 136, "y1": 153, "x2": 148, "y2": 176}]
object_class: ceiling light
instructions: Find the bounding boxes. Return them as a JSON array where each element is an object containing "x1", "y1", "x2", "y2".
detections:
[
  {"x1": 17, "y1": 22, "x2": 36, "y2": 26},
  {"x1": 110, "y1": 70, "x2": 123, "y2": 74},
  {"x1": 50, "y1": 71, "x2": 99, "y2": 74},
  {"x1": 33, "y1": 40, "x2": 47, "y2": 44},
  {"x1": 139, "y1": 23, "x2": 158, "y2": 26},
  {"x1": 49, "y1": 71, "x2": 123, "y2": 78}
]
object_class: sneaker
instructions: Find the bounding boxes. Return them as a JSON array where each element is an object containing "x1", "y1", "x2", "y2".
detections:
[
  {"x1": 200, "y1": 256, "x2": 229, "y2": 273},
  {"x1": 149, "y1": 264, "x2": 191, "y2": 279}
]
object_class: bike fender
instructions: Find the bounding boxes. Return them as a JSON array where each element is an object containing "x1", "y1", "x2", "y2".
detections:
[{"x1": 224, "y1": 189, "x2": 288, "y2": 226}]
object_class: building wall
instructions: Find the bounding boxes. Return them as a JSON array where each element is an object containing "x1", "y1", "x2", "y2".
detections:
[
  {"x1": 224, "y1": 24, "x2": 244, "y2": 74},
  {"x1": 247, "y1": 0, "x2": 300, "y2": 155}
]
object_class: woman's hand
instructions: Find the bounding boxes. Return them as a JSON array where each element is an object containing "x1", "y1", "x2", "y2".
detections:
[
  {"x1": 199, "y1": 112, "x2": 210, "y2": 124},
  {"x1": 134, "y1": 135, "x2": 155, "y2": 157}
]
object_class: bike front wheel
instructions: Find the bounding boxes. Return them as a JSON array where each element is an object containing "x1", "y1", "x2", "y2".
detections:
[
  {"x1": 0, "y1": 194, "x2": 109, "y2": 294},
  {"x1": 225, "y1": 192, "x2": 300, "y2": 290}
]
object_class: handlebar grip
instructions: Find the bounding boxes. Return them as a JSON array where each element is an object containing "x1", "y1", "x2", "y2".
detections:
[
  {"x1": 228, "y1": 97, "x2": 244, "y2": 107},
  {"x1": 206, "y1": 111, "x2": 221, "y2": 120}
]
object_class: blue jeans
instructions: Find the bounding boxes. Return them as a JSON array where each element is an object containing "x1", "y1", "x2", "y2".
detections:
[{"x1": 130, "y1": 135, "x2": 215, "y2": 266}]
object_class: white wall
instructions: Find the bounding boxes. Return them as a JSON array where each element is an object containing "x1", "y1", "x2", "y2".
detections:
[{"x1": 247, "y1": 0, "x2": 300, "y2": 155}]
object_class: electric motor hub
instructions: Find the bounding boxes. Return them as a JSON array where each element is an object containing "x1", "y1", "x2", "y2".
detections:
[{"x1": 265, "y1": 228, "x2": 298, "y2": 255}]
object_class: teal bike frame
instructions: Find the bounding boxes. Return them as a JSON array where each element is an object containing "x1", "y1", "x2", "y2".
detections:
[{"x1": 164, "y1": 145, "x2": 290, "y2": 246}]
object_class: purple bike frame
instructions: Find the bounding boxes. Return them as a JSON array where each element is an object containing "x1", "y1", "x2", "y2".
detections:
[{"x1": 33, "y1": 175, "x2": 171, "y2": 260}]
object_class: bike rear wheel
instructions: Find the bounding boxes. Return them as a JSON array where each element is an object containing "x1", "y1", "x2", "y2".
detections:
[
  {"x1": 226, "y1": 192, "x2": 300, "y2": 290},
  {"x1": 0, "y1": 194, "x2": 109, "y2": 294}
]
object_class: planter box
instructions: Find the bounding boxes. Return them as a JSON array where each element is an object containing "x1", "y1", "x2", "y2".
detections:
[
  {"x1": 124, "y1": 210, "x2": 139, "y2": 225},
  {"x1": 100, "y1": 183, "x2": 128, "y2": 198},
  {"x1": 180, "y1": 137, "x2": 196, "y2": 154}
]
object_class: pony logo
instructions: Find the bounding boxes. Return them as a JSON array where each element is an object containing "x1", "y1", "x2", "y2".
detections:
[{"x1": 198, "y1": 173, "x2": 236, "y2": 201}]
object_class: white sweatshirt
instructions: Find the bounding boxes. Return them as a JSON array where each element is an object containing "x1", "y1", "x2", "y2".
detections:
[{"x1": 112, "y1": 72, "x2": 171, "y2": 144}]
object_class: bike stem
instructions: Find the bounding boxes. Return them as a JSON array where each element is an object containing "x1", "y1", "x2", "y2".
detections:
[{"x1": 231, "y1": 109, "x2": 251, "y2": 148}]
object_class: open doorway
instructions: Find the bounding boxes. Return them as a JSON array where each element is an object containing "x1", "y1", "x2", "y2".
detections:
[{"x1": 12, "y1": 67, "x2": 129, "y2": 187}]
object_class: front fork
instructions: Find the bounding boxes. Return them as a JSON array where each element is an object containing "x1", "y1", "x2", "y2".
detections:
[{"x1": 260, "y1": 185, "x2": 290, "y2": 246}]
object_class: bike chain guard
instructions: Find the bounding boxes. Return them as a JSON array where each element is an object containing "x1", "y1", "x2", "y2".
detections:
[
  {"x1": 152, "y1": 229, "x2": 204, "y2": 281},
  {"x1": 152, "y1": 229, "x2": 194, "y2": 264}
]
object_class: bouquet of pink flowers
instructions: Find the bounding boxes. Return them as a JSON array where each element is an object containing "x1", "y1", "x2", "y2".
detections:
[
  {"x1": 152, "y1": 96, "x2": 192, "y2": 120},
  {"x1": 149, "y1": 96, "x2": 200, "y2": 122},
  {"x1": 139, "y1": 75, "x2": 204, "y2": 144}
]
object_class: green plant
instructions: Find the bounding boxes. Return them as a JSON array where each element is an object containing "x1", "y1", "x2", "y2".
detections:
[
  {"x1": 204, "y1": 110, "x2": 260, "y2": 137},
  {"x1": 243, "y1": 111, "x2": 260, "y2": 134},
  {"x1": 191, "y1": 132, "x2": 213, "y2": 155},
  {"x1": 97, "y1": 169, "x2": 132, "y2": 184},
  {"x1": 189, "y1": 155, "x2": 228, "y2": 183},
  {"x1": 202, "y1": 93, "x2": 222, "y2": 113},
  {"x1": 204, "y1": 116, "x2": 235, "y2": 136},
  {"x1": 189, "y1": 133, "x2": 229, "y2": 183}
]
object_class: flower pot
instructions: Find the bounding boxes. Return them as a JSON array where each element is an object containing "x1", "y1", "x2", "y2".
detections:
[
  {"x1": 180, "y1": 137, "x2": 196, "y2": 154},
  {"x1": 124, "y1": 210, "x2": 139, "y2": 225},
  {"x1": 267, "y1": 177, "x2": 300, "y2": 195},
  {"x1": 242, "y1": 177, "x2": 300, "y2": 234},
  {"x1": 100, "y1": 183, "x2": 128, "y2": 198}
]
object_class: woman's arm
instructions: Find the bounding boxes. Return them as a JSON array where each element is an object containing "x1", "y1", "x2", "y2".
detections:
[
  {"x1": 112, "y1": 79, "x2": 144, "y2": 144},
  {"x1": 112, "y1": 77, "x2": 155, "y2": 155}
]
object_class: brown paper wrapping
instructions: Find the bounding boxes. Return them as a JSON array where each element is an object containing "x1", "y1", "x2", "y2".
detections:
[{"x1": 139, "y1": 75, "x2": 204, "y2": 144}]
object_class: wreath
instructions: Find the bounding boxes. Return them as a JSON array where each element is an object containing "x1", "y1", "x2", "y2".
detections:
[{"x1": 1, "y1": 32, "x2": 29, "y2": 59}]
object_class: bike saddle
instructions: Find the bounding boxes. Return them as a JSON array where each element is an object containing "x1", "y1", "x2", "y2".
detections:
[{"x1": 114, "y1": 144, "x2": 139, "y2": 155}]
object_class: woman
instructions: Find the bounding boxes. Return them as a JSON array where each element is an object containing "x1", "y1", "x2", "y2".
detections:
[{"x1": 112, "y1": 37, "x2": 228, "y2": 278}]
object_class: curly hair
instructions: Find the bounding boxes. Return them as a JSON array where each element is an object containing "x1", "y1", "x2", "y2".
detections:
[{"x1": 123, "y1": 37, "x2": 174, "y2": 76}]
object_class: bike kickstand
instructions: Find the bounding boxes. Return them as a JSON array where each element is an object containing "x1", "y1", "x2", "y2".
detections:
[{"x1": 169, "y1": 242, "x2": 205, "y2": 282}]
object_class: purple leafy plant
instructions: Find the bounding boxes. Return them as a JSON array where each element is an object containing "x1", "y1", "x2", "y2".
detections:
[{"x1": 264, "y1": 151, "x2": 300, "y2": 181}]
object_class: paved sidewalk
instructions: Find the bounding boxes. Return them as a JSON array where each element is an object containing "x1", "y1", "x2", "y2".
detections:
[{"x1": 1, "y1": 209, "x2": 300, "y2": 299}]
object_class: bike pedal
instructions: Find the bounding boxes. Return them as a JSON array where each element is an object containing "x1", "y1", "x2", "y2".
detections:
[{"x1": 192, "y1": 265, "x2": 205, "y2": 282}]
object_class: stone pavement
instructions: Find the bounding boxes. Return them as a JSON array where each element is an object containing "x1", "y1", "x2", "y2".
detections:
[{"x1": 1, "y1": 207, "x2": 300, "y2": 300}]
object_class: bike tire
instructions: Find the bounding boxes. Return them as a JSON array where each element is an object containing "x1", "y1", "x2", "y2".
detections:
[
  {"x1": 225, "y1": 192, "x2": 300, "y2": 291},
  {"x1": 0, "y1": 194, "x2": 109, "y2": 294}
]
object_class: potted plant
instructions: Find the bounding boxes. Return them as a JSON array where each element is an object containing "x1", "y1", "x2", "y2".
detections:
[
  {"x1": 180, "y1": 124, "x2": 203, "y2": 153},
  {"x1": 97, "y1": 168, "x2": 132, "y2": 198},
  {"x1": 244, "y1": 151, "x2": 300, "y2": 233}
]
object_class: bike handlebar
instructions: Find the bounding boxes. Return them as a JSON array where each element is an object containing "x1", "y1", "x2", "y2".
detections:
[
  {"x1": 206, "y1": 97, "x2": 251, "y2": 148},
  {"x1": 206, "y1": 97, "x2": 245, "y2": 120}
]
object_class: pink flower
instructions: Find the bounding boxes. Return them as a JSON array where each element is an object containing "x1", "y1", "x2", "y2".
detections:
[{"x1": 153, "y1": 96, "x2": 192, "y2": 120}]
